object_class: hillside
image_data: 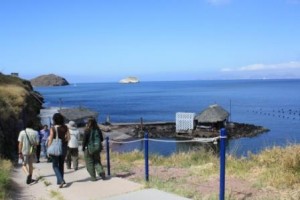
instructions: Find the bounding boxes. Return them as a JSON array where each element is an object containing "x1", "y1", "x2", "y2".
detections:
[{"x1": 0, "y1": 74, "x2": 43, "y2": 159}]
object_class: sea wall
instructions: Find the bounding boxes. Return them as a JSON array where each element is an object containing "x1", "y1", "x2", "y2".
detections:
[{"x1": 0, "y1": 74, "x2": 43, "y2": 160}]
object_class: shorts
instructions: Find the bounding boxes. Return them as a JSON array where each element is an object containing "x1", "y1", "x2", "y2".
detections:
[{"x1": 22, "y1": 154, "x2": 35, "y2": 166}]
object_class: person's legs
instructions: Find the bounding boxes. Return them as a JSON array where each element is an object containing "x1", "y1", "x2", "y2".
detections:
[
  {"x1": 66, "y1": 147, "x2": 71, "y2": 169},
  {"x1": 41, "y1": 140, "x2": 47, "y2": 159},
  {"x1": 58, "y1": 155, "x2": 66, "y2": 181},
  {"x1": 71, "y1": 148, "x2": 79, "y2": 170},
  {"x1": 51, "y1": 156, "x2": 64, "y2": 185},
  {"x1": 24, "y1": 155, "x2": 35, "y2": 184},
  {"x1": 28, "y1": 154, "x2": 34, "y2": 175},
  {"x1": 84, "y1": 151, "x2": 96, "y2": 180},
  {"x1": 94, "y1": 152, "x2": 105, "y2": 179},
  {"x1": 36, "y1": 144, "x2": 41, "y2": 163},
  {"x1": 94, "y1": 152, "x2": 104, "y2": 175}
]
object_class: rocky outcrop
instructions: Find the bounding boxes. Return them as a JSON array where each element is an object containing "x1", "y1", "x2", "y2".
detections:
[
  {"x1": 120, "y1": 122, "x2": 269, "y2": 139},
  {"x1": 0, "y1": 74, "x2": 43, "y2": 160},
  {"x1": 30, "y1": 74, "x2": 69, "y2": 87}
]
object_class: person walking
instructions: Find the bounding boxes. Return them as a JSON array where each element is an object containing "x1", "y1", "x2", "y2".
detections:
[
  {"x1": 35, "y1": 127, "x2": 43, "y2": 163},
  {"x1": 48, "y1": 113, "x2": 70, "y2": 188},
  {"x1": 40, "y1": 124, "x2": 50, "y2": 161},
  {"x1": 18, "y1": 120, "x2": 39, "y2": 184},
  {"x1": 82, "y1": 117, "x2": 105, "y2": 181},
  {"x1": 66, "y1": 121, "x2": 79, "y2": 170}
]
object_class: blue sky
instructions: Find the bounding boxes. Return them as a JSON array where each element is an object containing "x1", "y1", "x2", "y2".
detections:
[{"x1": 1, "y1": 0, "x2": 300, "y2": 83}]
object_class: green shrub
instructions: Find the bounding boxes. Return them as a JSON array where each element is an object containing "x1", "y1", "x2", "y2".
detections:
[{"x1": 0, "y1": 159, "x2": 12, "y2": 200}]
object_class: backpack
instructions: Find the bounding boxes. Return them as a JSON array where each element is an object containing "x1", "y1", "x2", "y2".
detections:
[{"x1": 87, "y1": 129, "x2": 101, "y2": 155}]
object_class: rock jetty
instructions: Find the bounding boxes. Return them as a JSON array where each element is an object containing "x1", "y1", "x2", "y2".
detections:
[{"x1": 30, "y1": 74, "x2": 69, "y2": 87}]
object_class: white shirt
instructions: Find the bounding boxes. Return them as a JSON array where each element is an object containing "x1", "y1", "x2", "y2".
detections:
[
  {"x1": 18, "y1": 128, "x2": 39, "y2": 155},
  {"x1": 68, "y1": 127, "x2": 79, "y2": 148}
]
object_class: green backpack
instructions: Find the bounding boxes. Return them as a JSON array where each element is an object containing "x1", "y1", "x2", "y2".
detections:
[{"x1": 87, "y1": 129, "x2": 101, "y2": 155}]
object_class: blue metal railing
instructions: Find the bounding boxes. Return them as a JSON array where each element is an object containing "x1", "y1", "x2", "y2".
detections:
[{"x1": 105, "y1": 129, "x2": 226, "y2": 198}]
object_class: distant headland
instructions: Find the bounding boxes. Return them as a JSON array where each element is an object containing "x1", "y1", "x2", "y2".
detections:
[
  {"x1": 30, "y1": 74, "x2": 69, "y2": 87},
  {"x1": 119, "y1": 76, "x2": 139, "y2": 84}
]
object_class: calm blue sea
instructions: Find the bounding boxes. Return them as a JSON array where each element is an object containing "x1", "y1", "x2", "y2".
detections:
[{"x1": 35, "y1": 79, "x2": 300, "y2": 156}]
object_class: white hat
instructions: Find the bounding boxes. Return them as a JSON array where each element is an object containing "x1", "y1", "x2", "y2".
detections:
[{"x1": 68, "y1": 121, "x2": 76, "y2": 128}]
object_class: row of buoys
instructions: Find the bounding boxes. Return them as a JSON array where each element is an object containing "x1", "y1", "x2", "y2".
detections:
[{"x1": 247, "y1": 108, "x2": 300, "y2": 120}]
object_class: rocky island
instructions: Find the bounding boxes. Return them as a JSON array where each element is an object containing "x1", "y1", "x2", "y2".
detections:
[
  {"x1": 101, "y1": 122, "x2": 269, "y2": 140},
  {"x1": 30, "y1": 74, "x2": 69, "y2": 87}
]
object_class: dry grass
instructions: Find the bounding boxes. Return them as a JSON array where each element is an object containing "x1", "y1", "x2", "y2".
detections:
[
  {"x1": 249, "y1": 144, "x2": 300, "y2": 189},
  {"x1": 0, "y1": 159, "x2": 13, "y2": 200},
  {"x1": 109, "y1": 144, "x2": 300, "y2": 199},
  {"x1": 0, "y1": 85, "x2": 28, "y2": 118}
]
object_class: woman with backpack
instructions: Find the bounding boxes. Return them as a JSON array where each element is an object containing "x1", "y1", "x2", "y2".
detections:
[{"x1": 82, "y1": 117, "x2": 106, "y2": 181}]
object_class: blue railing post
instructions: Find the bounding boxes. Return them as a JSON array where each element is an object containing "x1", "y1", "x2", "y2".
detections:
[
  {"x1": 144, "y1": 131, "x2": 149, "y2": 181},
  {"x1": 105, "y1": 136, "x2": 111, "y2": 176},
  {"x1": 219, "y1": 128, "x2": 227, "y2": 200}
]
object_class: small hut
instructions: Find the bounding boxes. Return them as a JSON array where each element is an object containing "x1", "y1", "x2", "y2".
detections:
[
  {"x1": 59, "y1": 107, "x2": 98, "y2": 126},
  {"x1": 195, "y1": 104, "x2": 229, "y2": 131}
]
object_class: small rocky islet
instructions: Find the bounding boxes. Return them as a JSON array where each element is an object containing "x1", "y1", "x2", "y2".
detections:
[
  {"x1": 103, "y1": 122, "x2": 269, "y2": 140},
  {"x1": 30, "y1": 74, "x2": 69, "y2": 87}
]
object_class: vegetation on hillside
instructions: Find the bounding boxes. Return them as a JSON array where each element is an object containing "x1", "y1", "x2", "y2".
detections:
[
  {"x1": 0, "y1": 159, "x2": 12, "y2": 200},
  {"x1": 0, "y1": 74, "x2": 43, "y2": 159},
  {"x1": 110, "y1": 144, "x2": 300, "y2": 199}
]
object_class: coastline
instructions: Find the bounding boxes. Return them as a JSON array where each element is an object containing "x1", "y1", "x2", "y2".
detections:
[
  {"x1": 100, "y1": 121, "x2": 269, "y2": 140},
  {"x1": 40, "y1": 107, "x2": 269, "y2": 141}
]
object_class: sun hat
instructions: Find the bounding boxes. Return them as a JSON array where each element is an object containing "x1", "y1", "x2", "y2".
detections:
[{"x1": 68, "y1": 121, "x2": 76, "y2": 128}]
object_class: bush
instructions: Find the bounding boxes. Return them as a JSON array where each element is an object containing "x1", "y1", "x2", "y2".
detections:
[{"x1": 0, "y1": 159, "x2": 12, "y2": 200}]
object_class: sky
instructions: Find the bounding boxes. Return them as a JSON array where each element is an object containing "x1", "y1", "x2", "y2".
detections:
[{"x1": 1, "y1": 0, "x2": 300, "y2": 83}]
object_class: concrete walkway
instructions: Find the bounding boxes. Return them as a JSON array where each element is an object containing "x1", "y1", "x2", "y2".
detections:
[{"x1": 10, "y1": 158, "x2": 191, "y2": 200}]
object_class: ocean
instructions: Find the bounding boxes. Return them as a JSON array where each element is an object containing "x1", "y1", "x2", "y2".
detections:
[{"x1": 35, "y1": 79, "x2": 300, "y2": 156}]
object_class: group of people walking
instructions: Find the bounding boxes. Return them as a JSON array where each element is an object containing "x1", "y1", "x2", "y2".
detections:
[{"x1": 18, "y1": 113, "x2": 106, "y2": 188}]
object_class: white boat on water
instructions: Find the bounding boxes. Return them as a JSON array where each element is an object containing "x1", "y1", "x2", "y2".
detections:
[{"x1": 119, "y1": 76, "x2": 139, "y2": 84}]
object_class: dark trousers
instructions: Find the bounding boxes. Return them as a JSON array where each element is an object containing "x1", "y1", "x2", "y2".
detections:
[
  {"x1": 66, "y1": 147, "x2": 79, "y2": 170},
  {"x1": 36, "y1": 144, "x2": 41, "y2": 162}
]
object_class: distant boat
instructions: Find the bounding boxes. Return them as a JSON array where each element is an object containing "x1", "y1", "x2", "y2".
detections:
[{"x1": 119, "y1": 76, "x2": 139, "y2": 84}]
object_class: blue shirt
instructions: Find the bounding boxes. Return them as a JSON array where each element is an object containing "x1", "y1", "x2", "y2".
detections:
[{"x1": 40, "y1": 129, "x2": 50, "y2": 141}]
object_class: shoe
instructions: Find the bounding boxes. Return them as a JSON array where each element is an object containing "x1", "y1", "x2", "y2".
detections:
[
  {"x1": 36, "y1": 161, "x2": 40, "y2": 163},
  {"x1": 91, "y1": 177, "x2": 97, "y2": 182},
  {"x1": 100, "y1": 172, "x2": 106, "y2": 180},
  {"x1": 26, "y1": 175, "x2": 36, "y2": 184},
  {"x1": 26, "y1": 175, "x2": 31, "y2": 184},
  {"x1": 29, "y1": 179, "x2": 36, "y2": 184},
  {"x1": 59, "y1": 180, "x2": 66, "y2": 188}
]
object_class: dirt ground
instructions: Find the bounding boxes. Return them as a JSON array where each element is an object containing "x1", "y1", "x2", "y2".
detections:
[{"x1": 111, "y1": 162, "x2": 293, "y2": 200}]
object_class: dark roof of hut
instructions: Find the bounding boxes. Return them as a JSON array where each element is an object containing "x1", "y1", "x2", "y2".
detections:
[
  {"x1": 195, "y1": 104, "x2": 229, "y2": 123},
  {"x1": 59, "y1": 107, "x2": 98, "y2": 122}
]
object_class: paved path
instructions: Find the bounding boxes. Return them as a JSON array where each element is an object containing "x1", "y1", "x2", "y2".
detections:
[{"x1": 10, "y1": 158, "x2": 191, "y2": 200}]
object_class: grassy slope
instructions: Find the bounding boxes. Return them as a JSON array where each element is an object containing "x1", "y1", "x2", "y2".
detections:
[{"x1": 110, "y1": 145, "x2": 300, "y2": 199}]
